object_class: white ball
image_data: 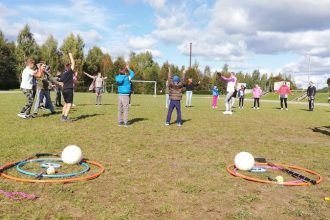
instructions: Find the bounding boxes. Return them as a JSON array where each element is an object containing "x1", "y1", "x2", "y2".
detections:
[
  {"x1": 234, "y1": 152, "x2": 255, "y2": 171},
  {"x1": 46, "y1": 167, "x2": 56, "y2": 175},
  {"x1": 61, "y1": 145, "x2": 83, "y2": 164}
]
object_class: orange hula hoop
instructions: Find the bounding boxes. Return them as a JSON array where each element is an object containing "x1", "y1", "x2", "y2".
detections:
[
  {"x1": 0, "y1": 159, "x2": 105, "y2": 184},
  {"x1": 226, "y1": 162, "x2": 323, "y2": 186}
]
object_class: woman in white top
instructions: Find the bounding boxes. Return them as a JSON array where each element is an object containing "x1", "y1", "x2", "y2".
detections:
[{"x1": 83, "y1": 72, "x2": 107, "y2": 105}]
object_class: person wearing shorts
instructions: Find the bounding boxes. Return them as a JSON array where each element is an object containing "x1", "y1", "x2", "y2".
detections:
[{"x1": 59, "y1": 53, "x2": 75, "y2": 122}]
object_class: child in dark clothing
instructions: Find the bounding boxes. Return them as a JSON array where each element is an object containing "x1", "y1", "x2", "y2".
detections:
[
  {"x1": 165, "y1": 68, "x2": 186, "y2": 126},
  {"x1": 238, "y1": 85, "x2": 245, "y2": 109}
]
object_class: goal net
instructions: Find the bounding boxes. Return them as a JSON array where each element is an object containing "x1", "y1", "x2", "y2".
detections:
[{"x1": 131, "y1": 80, "x2": 157, "y2": 97}]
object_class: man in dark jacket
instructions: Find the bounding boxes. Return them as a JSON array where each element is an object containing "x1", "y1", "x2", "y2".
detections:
[{"x1": 307, "y1": 81, "x2": 316, "y2": 111}]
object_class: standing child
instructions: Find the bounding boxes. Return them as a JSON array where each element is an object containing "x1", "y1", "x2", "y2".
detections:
[
  {"x1": 166, "y1": 68, "x2": 186, "y2": 126},
  {"x1": 252, "y1": 84, "x2": 262, "y2": 109},
  {"x1": 238, "y1": 85, "x2": 245, "y2": 109},
  {"x1": 18, "y1": 58, "x2": 43, "y2": 119},
  {"x1": 211, "y1": 86, "x2": 219, "y2": 108},
  {"x1": 219, "y1": 72, "x2": 237, "y2": 115},
  {"x1": 275, "y1": 82, "x2": 292, "y2": 110},
  {"x1": 59, "y1": 52, "x2": 75, "y2": 122},
  {"x1": 115, "y1": 64, "x2": 135, "y2": 127}
]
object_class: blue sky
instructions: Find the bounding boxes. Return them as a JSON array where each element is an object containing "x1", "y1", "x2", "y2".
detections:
[{"x1": 1, "y1": 0, "x2": 330, "y2": 88}]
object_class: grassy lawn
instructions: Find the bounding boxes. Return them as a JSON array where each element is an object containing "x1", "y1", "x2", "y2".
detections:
[{"x1": 0, "y1": 92, "x2": 329, "y2": 219}]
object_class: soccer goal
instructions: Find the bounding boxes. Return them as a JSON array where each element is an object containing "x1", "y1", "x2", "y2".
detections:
[{"x1": 131, "y1": 80, "x2": 157, "y2": 97}]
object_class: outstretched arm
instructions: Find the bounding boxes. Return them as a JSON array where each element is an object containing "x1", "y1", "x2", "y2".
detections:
[
  {"x1": 69, "y1": 53, "x2": 75, "y2": 70},
  {"x1": 83, "y1": 72, "x2": 95, "y2": 79}
]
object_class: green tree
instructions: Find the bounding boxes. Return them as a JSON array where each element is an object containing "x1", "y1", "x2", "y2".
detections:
[
  {"x1": 15, "y1": 24, "x2": 40, "y2": 80},
  {"x1": 83, "y1": 46, "x2": 103, "y2": 87},
  {"x1": 60, "y1": 33, "x2": 85, "y2": 87},
  {"x1": 0, "y1": 31, "x2": 18, "y2": 89},
  {"x1": 40, "y1": 35, "x2": 61, "y2": 74},
  {"x1": 101, "y1": 53, "x2": 113, "y2": 92}
]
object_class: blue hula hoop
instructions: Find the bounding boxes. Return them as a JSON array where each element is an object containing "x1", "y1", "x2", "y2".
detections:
[{"x1": 16, "y1": 158, "x2": 90, "y2": 178}]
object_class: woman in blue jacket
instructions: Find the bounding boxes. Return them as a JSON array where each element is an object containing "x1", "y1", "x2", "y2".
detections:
[{"x1": 115, "y1": 65, "x2": 135, "y2": 126}]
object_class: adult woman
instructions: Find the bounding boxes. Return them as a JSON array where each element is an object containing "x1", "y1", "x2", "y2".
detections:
[{"x1": 83, "y1": 72, "x2": 107, "y2": 105}]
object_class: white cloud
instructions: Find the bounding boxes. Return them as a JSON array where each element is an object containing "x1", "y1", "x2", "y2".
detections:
[
  {"x1": 143, "y1": 0, "x2": 166, "y2": 9},
  {"x1": 128, "y1": 35, "x2": 156, "y2": 49}
]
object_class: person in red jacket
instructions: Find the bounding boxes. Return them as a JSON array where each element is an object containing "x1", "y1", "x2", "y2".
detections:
[{"x1": 275, "y1": 82, "x2": 292, "y2": 110}]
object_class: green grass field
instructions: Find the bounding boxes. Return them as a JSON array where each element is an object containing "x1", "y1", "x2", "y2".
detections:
[{"x1": 0, "y1": 92, "x2": 329, "y2": 219}]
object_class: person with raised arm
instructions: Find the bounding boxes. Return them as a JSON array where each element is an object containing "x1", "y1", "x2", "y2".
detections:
[
  {"x1": 166, "y1": 67, "x2": 186, "y2": 126},
  {"x1": 83, "y1": 71, "x2": 107, "y2": 105},
  {"x1": 218, "y1": 72, "x2": 237, "y2": 115},
  {"x1": 115, "y1": 64, "x2": 135, "y2": 127},
  {"x1": 59, "y1": 53, "x2": 75, "y2": 122}
]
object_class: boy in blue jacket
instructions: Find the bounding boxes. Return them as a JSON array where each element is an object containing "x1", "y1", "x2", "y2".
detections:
[{"x1": 115, "y1": 64, "x2": 135, "y2": 126}]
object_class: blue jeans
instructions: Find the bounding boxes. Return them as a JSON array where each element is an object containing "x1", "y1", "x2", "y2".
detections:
[
  {"x1": 36, "y1": 89, "x2": 55, "y2": 113},
  {"x1": 166, "y1": 100, "x2": 182, "y2": 124},
  {"x1": 185, "y1": 91, "x2": 192, "y2": 106}
]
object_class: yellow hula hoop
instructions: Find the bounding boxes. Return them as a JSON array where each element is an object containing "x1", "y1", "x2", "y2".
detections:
[{"x1": 226, "y1": 162, "x2": 323, "y2": 186}]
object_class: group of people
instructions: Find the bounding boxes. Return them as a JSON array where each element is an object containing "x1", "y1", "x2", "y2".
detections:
[
  {"x1": 18, "y1": 57, "x2": 321, "y2": 126},
  {"x1": 211, "y1": 73, "x2": 318, "y2": 114},
  {"x1": 18, "y1": 53, "x2": 76, "y2": 122}
]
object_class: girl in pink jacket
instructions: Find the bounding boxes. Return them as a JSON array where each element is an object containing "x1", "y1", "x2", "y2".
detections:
[
  {"x1": 275, "y1": 82, "x2": 292, "y2": 110},
  {"x1": 252, "y1": 84, "x2": 262, "y2": 109}
]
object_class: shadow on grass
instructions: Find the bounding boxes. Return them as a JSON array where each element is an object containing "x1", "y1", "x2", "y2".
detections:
[
  {"x1": 41, "y1": 111, "x2": 62, "y2": 117},
  {"x1": 310, "y1": 126, "x2": 330, "y2": 136},
  {"x1": 181, "y1": 119, "x2": 191, "y2": 124},
  {"x1": 78, "y1": 103, "x2": 114, "y2": 106},
  {"x1": 129, "y1": 117, "x2": 148, "y2": 124},
  {"x1": 300, "y1": 109, "x2": 313, "y2": 111},
  {"x1": 72, "y1": 113, "x2": 103, "y2": 121}
]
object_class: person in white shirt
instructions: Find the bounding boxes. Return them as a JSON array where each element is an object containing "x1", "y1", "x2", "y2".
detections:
[
  {"x1": 18, "y1": 58, "x2": 43, "y2": 119},
  {"x1": 219, "y1": 72, "x2": 237, "y2": 114}
]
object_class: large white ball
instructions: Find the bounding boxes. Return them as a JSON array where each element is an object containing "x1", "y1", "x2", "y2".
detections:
[
  {"x1": 234, "y1": 152, "x2": 255, "y2": 171},
  {"x1": 61, "y1": 145, "x2": 83, "y2": 164}
]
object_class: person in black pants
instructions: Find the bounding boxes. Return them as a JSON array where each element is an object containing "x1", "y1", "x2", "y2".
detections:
[
  {"x1": 59, "y1": 53, "x2": 75, "y2": 122},
  {"x1": 307, "y1": 81, "x2": 316, "y2": 111}
]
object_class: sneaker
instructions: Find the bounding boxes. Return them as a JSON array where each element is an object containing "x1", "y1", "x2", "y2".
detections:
[
  {"x1": 30, "y1": 113, "x2": 37, "y2": 118},
  {"x1": 253, "y1": 107, "x2": 256, "y2": 109},
  {"x1": 118, "y1": 122, "x2": 124, "y2": 126},
  {"x1": 285, "y1": 108, "x2": 288, "y2": 110},
  {"x1": 280, "y1": 108, "x2": 283, "y2": 110},
  {"x1": 17, "y1": 113, "x2": 28, "y2": 119},
  {"x1": 124, "y1": 122, "x2": 130, "y2": 127},
  {"x1": 177, "y1": 123, "x2": 182, "y2": 126},
  {"x1": 165, "y1": 122, "x2": 170, "y2": 126},
  {"x1": 228, "y1": 111, "x2": 233, "y2": 115}
]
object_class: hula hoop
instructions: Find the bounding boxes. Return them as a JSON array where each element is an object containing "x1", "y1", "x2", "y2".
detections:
[
  {"x1": 16, "y1": 158, "x2": 90, "y2": 178},
  {"x1": 1, "y1": 159, "x2": 104, "y2": 184},
  {"x1": 226, "y1": 162, "x2": 323, "y2": 186}
]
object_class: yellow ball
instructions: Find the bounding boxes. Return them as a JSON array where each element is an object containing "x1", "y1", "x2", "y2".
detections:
[
  {"x1": 275, "y1": 175, "x2": 284, "y2": 183},
  {"x1": 46, "y1": 167, "x2": 56, "y2": 175}
]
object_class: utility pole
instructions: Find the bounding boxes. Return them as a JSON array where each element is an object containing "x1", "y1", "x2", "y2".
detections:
[
  {"x1": 308, "y1": 55, "x2": 311, "y2": 83},
  {"x1": 189, "y1": 42, "x2": 192, "y2": 68}
]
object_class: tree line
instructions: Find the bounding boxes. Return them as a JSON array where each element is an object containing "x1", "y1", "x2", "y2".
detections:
[{"x1": 0, "y1": 24, "x2": 297, "y2": 93}]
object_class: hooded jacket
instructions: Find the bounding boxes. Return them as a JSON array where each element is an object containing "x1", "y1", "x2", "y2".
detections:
[{"x1": 115, "y1": 69, "x2": 135, "y2": 95}]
